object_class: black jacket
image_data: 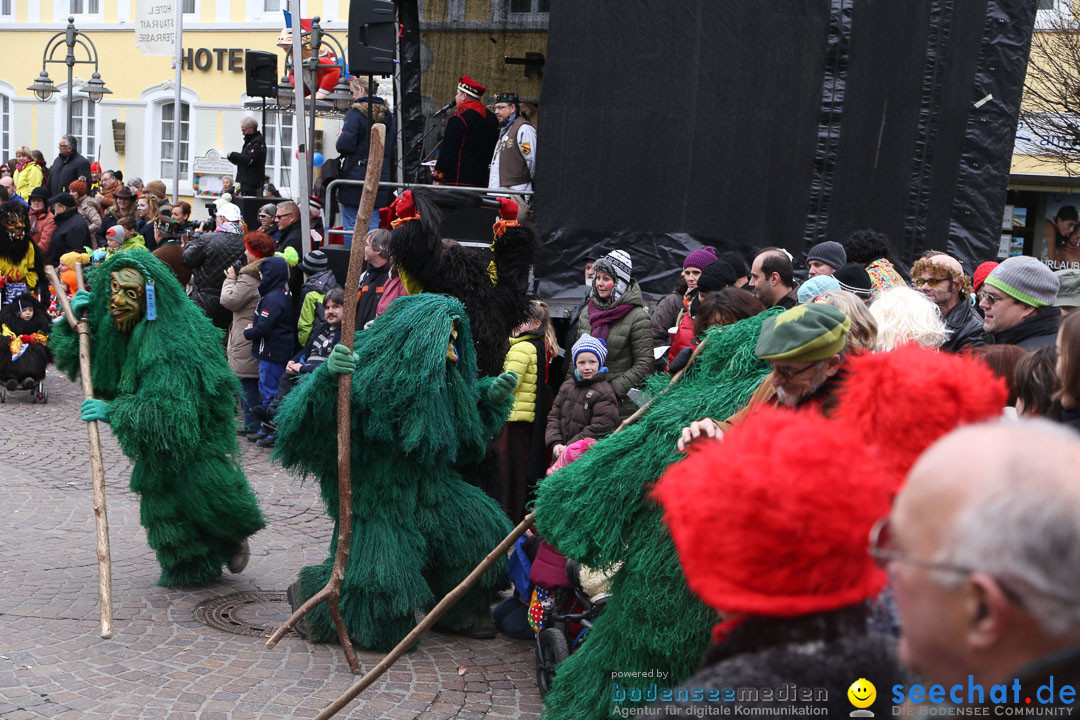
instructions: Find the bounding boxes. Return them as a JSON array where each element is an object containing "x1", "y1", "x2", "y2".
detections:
[
  {"x1": 182, "y1": 230, "x2": 246, "y2": 327},
  {"x1": 293, "y1": 320, "x2": 341, "y2": 372},
  {"x1": 228, "y1": 130, "x2": 267, "y2": 195},
  {"x1": 434, "y1": 104, "x2": 499, "y2": 187},
  {"x1": 46, "y1": 152, "x2": 91, "y2": 197},
  {"x1": 983, "y1": 306, "x2": 1061, "y2": 350},
  {"x1": 335, "y1": 97, "x2": 396, "y2": 208},
  {"x1": 941, "y1": 298, "x2": 985, "y2": 353},
  {"x1": 276, "y1": 221, "x2": 304, "y2": 313},
  {"x1": 49, "y1": 208, "x2": 91, "y2": 267},
  {"x1": 244, "y1": 257, "x2": 295, "y2": 363}
]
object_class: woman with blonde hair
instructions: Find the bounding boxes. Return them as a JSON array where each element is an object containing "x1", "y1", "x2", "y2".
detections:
[
  {"x1": 813, "y1": 289, "x2": 878, "y2": 352},
  {"x1": 868, "y1": 286, "x2": 947, "y2": 352},
  {"x1": 13, "y1": 146, "x2": 42, "y2": 200}
]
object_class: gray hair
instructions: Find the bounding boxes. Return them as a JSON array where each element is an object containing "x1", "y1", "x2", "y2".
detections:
[
  {"x1": 278, "y1": 200, "x2": 299, "y2": 215},
  {"x1": 259, "y1": 203, "x2": 278, "y2": 217},
  {"x1": 366, "y1": 228, "x2": 390, "y2": 255},
  {"x1": 241, "y1": 117, "x2": 258, "y2": 131},
  {"x1": 934, "y1": 419, "x2": 1080, "y2": 636},
  {"x1": 61, "y1": 134, "x2": 78, "y2": 152},
  {"x1": 128, "y1": 177, "x2": 143, "y2": 189}
]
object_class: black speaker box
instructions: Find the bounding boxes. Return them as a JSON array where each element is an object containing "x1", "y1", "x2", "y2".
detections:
[
  {"x1": 245, "y1": 51, "x2": 278, "y2": 98},
  {"x1": 348, "y1": 0, "x2": 396, "y2": 76}
]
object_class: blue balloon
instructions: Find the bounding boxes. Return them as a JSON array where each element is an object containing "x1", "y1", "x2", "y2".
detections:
[{"x1": 312, "y1": 152, "x2": 325, "y2": 168}]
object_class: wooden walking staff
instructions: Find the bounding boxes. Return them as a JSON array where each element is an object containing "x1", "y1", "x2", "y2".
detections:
[
  {"x1": 266, "y1": 123, "x2": 387, "y2": 674},
  {"x1": 43, "y1": 264, "x2": 115, "y2": 640},
  {"x1": 312, "y1": 335, "x2": 719, "y2": 717}
]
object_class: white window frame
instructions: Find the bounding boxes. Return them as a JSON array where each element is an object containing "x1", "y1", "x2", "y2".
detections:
[
  {"x1": 182, "y1": 0, "x2": 201, "y2": 18},
  {"x1": 247, "y1": 0, "x2": 290, "y2": 23},
  {"x1": 507, "y1": 0, "x2": 550, "y2": 18},
  {"x1": 53, "y1": 89, "x2": 98, "y2": 164},
  {"x1": 0, "y1": 92, "x2": 10, "y2": 162},
  {"x1": 0, "y1": 0, "x2": 14, "y2": 22},
  {"x1": 141, "y1": 83, "x2": 199, "y2": 197},
  {"x1": 1036, "y1": 0, "x2": 1074, "y2": 30},
  {"x1": 159, "y1": 100, "x2": 193, "y2": 190},
  {"x1": 58, "y1": 0, "x2": 105, "y2": 22},
  {"x1": 261, "y1": 109, "x2": 298, "y2": 197}
]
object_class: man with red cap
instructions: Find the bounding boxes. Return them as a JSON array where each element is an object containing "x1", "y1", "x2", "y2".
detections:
[{"x1": 433, "y1": 76, "x2": 499, "y2": 187}]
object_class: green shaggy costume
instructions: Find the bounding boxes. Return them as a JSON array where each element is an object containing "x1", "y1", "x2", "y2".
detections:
[
  {"x1": 273, "y1": 293, "x2": 515, "y2": 651},
  {"x1": 534, "y1": 308, "x2": 781, "y2": 720},
  {"x1": 52, "y1": 250, "x2": 265, "y2": 588}
]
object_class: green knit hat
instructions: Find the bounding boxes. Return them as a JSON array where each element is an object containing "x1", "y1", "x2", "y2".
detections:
[{"x1": 755, "y1": 304, "x2": 851, "y2": 363}]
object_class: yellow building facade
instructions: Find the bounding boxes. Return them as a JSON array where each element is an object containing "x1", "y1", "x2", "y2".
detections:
[{"x1": 2, "y1": 0, "x2": 352, "y2": 203}]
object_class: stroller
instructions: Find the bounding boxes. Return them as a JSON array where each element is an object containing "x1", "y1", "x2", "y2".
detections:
[
  {"x1": 530, "y1": 544, "x2": 611, "y2": 697},
  {"x1": 0, "y1": 293, "x2": 51, "y2": 404}
]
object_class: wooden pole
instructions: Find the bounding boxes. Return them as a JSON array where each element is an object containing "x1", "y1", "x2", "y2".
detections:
[
  {"x1": 266, "y1": 124, "x2": 387, "y2": 675},
  {"x1": 44, "y1": 264, "x2": 114, "y2": 640},
  {"x1": 313, "y1": 513, "x2": 537, "y2": 720},
  {"x1": 311, "y1": 334, "x2": 716, "y2": 717}
]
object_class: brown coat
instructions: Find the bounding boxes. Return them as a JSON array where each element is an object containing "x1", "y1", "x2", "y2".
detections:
[
  {"x1": 219, "y1": 259, "x2": 262, "y2": 379},
  {"x1": 545, "y1": 370, "x2": 620, "y2": 449},
  {"x1": 152, "y1": 241, "x2": 192, "y2": 287}
]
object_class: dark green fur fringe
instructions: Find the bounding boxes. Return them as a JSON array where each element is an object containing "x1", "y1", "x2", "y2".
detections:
[
  {"x1": 533, "y1": 307, "x2": 782, "y2": 720},
  {"x1": 51, "y1": 250, "x2": 265, "y2": 587},
  {"x1": 273, "y1": 294, "x2": 513, "y2": 650}
]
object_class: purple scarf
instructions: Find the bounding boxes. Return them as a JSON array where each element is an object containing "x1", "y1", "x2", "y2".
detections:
[{"x1": 587, "y1": 300, "x2": 633, "y2": 341}]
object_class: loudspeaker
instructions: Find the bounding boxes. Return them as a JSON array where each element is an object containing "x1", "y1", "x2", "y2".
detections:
[
  {"x1": 245, "y1": 51, "x2": 278, "y2": 98},
  {"x1": 348, "y1": 0, "x2": 396, "y2": 76},
  {"x1": 322, "y1": 245, "x2": 352, "y2": 288}
]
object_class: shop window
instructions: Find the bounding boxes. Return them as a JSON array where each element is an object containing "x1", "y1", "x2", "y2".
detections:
[
  {"x1": 160, "y1": 101, "x2": 191, "y2": 182},
  {"x1": 67, "y1": 97, "x2": 97, "y2": 163},
  {"x1": 263, "y1": 112, "x2": 295, "y2": 195}
]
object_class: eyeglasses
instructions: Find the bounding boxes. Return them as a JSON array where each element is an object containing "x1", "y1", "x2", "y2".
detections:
[
  {"x1": 258, "y1": 213, "x2": 271, "y2": 219},
  {"x1": 978, "y1": 291, "x2": 1013, "y2": 307},
  {"x1": 275, "y1": 212, "x2": 294, "y2": 220},
  {"x1": 868, "y1": 516, "x2": 1030, "y2": 609},
  {"x1": 769, "y1": 361, "x2": 818, "y2": 381},
  {"x1": 914, "y1": 277, "x2": 951, "y2": 288}
]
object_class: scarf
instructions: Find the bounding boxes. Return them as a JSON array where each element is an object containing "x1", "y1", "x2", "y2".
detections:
[
  {"x1": 499, "y1": 110, "x2": 518, "y2": 134},
  {"x1": 216, "y1": 220, "x2": 244, "y2": 236},
  {"x1": 456, "y1": 98, "x2": 489, "y2": 119},
  {"x1": 587, "y1": 300, "x2": 634, "y2": 342}
]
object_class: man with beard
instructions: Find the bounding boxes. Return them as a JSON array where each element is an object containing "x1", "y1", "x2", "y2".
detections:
[{"x1": 677, "y1": 303, "x2": 850, "y2": 449}]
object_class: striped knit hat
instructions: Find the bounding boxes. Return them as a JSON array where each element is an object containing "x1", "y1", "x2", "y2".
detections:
[
  {"x1": 572, "y1": 333, "x2": 608, "y2": 368},
  {"x1": 985, "y1": 256, "x2": 1059, "y2": 308},
  {"x1": 593, "y1": 249, "x2": 633, "y2": 300}
]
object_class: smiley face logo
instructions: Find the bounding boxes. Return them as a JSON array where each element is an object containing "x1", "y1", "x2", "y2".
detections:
[{"x1": 848, "y1": 678, "x2": 876, "y2": 716}]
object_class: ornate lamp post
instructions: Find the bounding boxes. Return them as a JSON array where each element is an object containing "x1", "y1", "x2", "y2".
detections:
[{"x1": 27, "y1": 16, "x2": 111, "y2": 137}]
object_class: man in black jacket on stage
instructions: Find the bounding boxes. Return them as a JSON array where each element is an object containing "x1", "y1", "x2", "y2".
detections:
[
  {"x1": 432, "y1": 75, "x2": 499, "y2": 187},
  {"x1": 227, "y1": 118, "x2": 267, "y2": 197}
]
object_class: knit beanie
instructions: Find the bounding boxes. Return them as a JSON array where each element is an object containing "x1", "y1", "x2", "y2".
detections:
[
  {"x1": 756, "y1": 304, "x2": 850, "y2": 363},
  {"x1": 299, "y1": 249, "x2": 329, "y2": 275},
  {"x1": 1055, "y1": 269, "x2": 1080, "y2": 309},
  {"x1": 105, "y1": 225, "x2": 125, "y2": 243},
  {"x1": 653, "y1": 407, "x2": 893, "y2": 623},
  {"x1": 696, "y1": 260, "x2": 738, "y2": 294},
  {"x1": 572, "y1": 333, "x2": 608, "y2": 368},
  {"x1": 683, "y1": 246, "x2": 717, "y2": 271},
  {"x1": 972, "y1": 261, "x2": 998, "y2": 293},
  {"x1": 68, "y1": 180, "x2": 87, "y2": 196},
  {"x1": 806, "y1": 241, "x2": 847, "y2": 270},
  {"x1": 592, "y1": 249, "x2": 633, "y2": 300},
  {"x1": 797, "y1": 274, "x2": 841, "y2": 304},
  {"x1": 833, "y1": 263, "x2": 874, "y2": 299},
  {"x1": 984, "y1": 255, "x2": 1059, "y2": 308}
]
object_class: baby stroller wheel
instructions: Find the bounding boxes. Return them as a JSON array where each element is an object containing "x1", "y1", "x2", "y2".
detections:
[{"x1": 535, "y1": 627, "x2": 570, "y2": 697}]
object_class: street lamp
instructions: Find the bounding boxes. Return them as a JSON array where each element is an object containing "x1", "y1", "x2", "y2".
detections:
[
  {"x1": 27, "y1": 16, "x2": 111, "y2": 137},
  {"x1": 324, "y1": 77, "x2": 354, "y2": 113},
  {"x1": 274, "y1": 74, "x2": 294, "y2": 110}
]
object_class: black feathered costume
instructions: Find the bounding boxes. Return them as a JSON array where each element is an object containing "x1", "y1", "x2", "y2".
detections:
[
  {"x1": 0, "y1": 201, "x2": 44, "y2": 308},
  {"x1": 0, "y1": 293, "x2": 51, "y2": 386},
  {"x1": 384, "y1": 190, "x2": 540, "y2": 378}
]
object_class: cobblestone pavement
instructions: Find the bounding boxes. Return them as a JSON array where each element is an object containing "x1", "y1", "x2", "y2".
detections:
[{"x1": 0, "y1": 372, "x2": 543, "y2": 720}]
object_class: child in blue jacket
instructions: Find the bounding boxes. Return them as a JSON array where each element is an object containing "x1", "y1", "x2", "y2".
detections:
[{"x1": 243, "y1": 255, "x2": 296, "y2": 415}]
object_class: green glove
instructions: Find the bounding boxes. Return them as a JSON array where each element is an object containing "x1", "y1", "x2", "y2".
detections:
[
  {"x1": 71, "y1": 289, "x2": 92, "y2": 318},
  {"x1": 488, "y1": 371, "x2": 519, "y2": 403},
  {"x1": 326, "y1": 344, "x2": 357, "y2": 375},
  {"x1": 81, "y1": 398, "x2": 110, "y2": 424}
]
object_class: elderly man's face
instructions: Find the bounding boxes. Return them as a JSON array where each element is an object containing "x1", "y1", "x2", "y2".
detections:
[
  {"x1": 58, "y1": 139, "x2": 72, "y2": 156},
  {"x1": 276, "y1": 205, "x2": 298, "y2": 230},
  {"x1": 768, "y1": 355, "x2": 841, "y2": 407},
  {"x1": 101, "y1": 172, "x2": 116, "y2": 189}
]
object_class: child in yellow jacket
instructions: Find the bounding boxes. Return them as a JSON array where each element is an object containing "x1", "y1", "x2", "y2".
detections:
[{"x1": 497, "y1": 300, "x2": 551, "y2": 522}]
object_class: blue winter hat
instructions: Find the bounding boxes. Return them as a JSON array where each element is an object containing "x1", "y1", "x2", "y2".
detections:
[
  {"x1": 797, "y1": 275, "x2": 841, "y2": 304},
  {"x1": 572, "y1": 333, "x2": 608, "y2": 367}
]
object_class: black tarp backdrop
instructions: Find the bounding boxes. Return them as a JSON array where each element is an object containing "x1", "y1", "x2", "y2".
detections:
[
  {"x1": 534, "y1": 0, "x2": 1037, "y2": 298},
  {"x1": 396, "y1": 0, "x2": 426, "y2": 184}
]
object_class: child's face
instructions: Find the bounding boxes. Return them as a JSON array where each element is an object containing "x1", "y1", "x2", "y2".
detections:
[
  {"x1": 576, "y1": 352, "x2": 600, "y2": 379},
  {"x1": 18, "y1": 306, "x2": 33, "y2": 321}
]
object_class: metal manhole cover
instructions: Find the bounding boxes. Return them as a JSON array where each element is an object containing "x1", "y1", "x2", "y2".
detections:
[{"x1": 193, "y1": 591, "x2": 291, "y2": 637}]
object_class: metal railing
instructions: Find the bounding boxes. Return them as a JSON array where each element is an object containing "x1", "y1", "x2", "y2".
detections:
[{"x1": 322, "y1": 179, "x2": 530, "y2": 247}]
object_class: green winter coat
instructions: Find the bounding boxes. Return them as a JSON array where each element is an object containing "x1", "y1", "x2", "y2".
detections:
[{"x1": 576, "y1": 280, "x2": 653, "y2": 401}]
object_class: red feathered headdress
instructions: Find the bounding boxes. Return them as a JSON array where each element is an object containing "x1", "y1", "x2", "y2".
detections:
[
  {"x1": 492, "y1": 197, "x2": 519, "y2": 238},
  {"x1": 387, "y1": 190, "x2": 421, "y2": 230},
  {"x1": 832, "y1": 345, "x2": 1008, "y2": 482},
  {"x1": 653, "y1": 407, "x2": 895, "y2": 639}
]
